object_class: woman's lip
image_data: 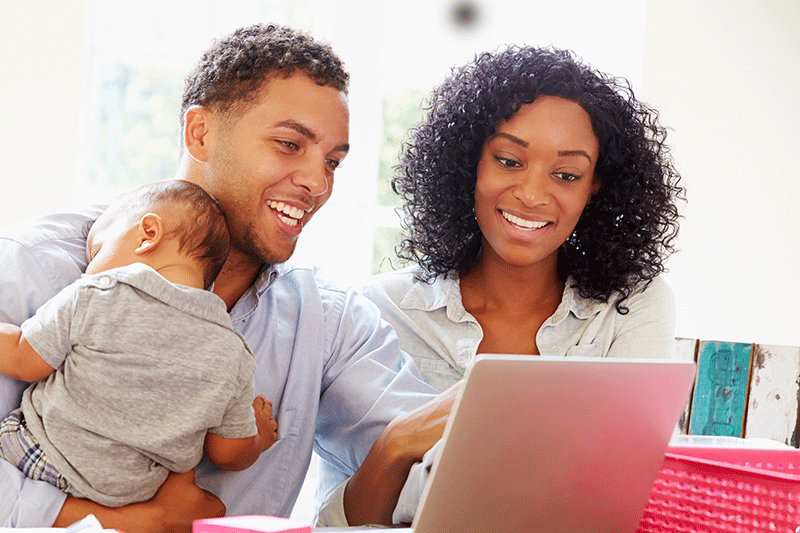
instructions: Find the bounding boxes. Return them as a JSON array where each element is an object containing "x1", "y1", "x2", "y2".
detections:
[{"x1": 500, "y1": 209, "x2": 550, "y2": 230}]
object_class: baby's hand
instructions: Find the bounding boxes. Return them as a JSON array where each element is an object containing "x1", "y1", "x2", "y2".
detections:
[{"x1": 253, "y1": 395, "x2": 278, "y2": 452}]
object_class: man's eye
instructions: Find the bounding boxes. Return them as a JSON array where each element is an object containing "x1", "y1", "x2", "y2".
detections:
[
  {"x1": 326, "y1": 158, "x2": 342, "y2": 171},
  {"x1": 278, "y1": 140, "x2": 299, "y2": 151}
]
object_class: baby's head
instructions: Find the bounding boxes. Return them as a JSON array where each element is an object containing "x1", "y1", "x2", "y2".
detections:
[{"x1": 85, "y1": 180, "x2": 230, "y2": 289}]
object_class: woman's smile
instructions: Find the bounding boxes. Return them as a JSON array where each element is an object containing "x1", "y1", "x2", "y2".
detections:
[{"x1": 474, "y1": 95, "x2": 600, "y2": 270}]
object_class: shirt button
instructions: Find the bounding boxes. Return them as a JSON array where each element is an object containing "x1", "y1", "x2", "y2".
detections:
[{"x1": 97, "y1": 276, "x2": 112, "y2": 287}]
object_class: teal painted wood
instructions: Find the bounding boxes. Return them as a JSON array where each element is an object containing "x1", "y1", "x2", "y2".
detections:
[{"x1": 688, "y1": 341, "x2": 754, "y2": 437}]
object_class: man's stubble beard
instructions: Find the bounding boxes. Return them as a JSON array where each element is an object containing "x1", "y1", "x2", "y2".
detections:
[{"x1": 237, "y1": 221, "x2": 296, "y2": 266}]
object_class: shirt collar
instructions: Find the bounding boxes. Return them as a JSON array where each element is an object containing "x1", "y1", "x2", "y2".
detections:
[
  {"x1": 95, "y1": 263, "x2": 232, "y2": 328},
  {"x1": 554, "y1": 280, "x2": 609, "y2": 322},
  {"x1": 255, "y1": 263, "x2": 280, "y2": 296},
  {"x1": 226, "y1": 263, "x2": 280, "y2": 323},
  {"x1": 398, "y1": 270, "x2": 469, "y2": 323},
  {"x1": 398, "y1": 269, "x2": 607, "y2": 323}
]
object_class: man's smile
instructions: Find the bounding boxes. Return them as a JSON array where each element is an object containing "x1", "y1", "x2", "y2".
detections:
[{"x1": 267, "y1": 200, "x2": 306, "y2": 227}]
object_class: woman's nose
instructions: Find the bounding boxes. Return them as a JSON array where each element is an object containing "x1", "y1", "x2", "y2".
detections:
[{"x1": 514, "y1": 169, "x2": 551, "y2": 207}]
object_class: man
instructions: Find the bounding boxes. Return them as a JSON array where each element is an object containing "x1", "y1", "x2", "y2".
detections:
[{"x1": 0, "y1": 23, "x2": 449, "y2": 531}]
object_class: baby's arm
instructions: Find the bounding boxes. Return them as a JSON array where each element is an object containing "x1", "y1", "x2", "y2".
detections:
[
  {"x1": 203, "y1": 395, "x2": 278, "y2": 471},
  {"x1": 0, "y1": 323, "x2": 56, "y2": 382}
]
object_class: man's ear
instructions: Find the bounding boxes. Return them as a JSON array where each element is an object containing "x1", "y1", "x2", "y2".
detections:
[
  {"x1": 183, "y1": 105, "x2": 215, "y2": 163},
  {"x1": 135, "y1": 213, "x2": 164, "y2": 255}
]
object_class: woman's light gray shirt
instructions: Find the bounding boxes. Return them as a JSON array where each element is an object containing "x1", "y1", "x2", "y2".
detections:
[{"x1": 361, "y1": 266, "x2": 677, "y2": 393}]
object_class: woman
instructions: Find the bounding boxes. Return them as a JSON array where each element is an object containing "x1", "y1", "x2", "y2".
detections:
[
  {"x1": 322, "y1": 44, "x2": 684, "y2": 527},
  {"x1": 365, "y1": 44, "x2": 684, "y2": 393}
]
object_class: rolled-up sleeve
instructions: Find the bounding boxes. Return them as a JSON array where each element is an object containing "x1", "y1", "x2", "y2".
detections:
[{"x1": 313, "y1": 288, "x2": 438, "y2": 524}]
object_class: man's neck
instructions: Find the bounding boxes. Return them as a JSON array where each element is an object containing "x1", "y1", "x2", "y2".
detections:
[{"x1": 212, "y1": 251, "x2": 264, "y2": 312}]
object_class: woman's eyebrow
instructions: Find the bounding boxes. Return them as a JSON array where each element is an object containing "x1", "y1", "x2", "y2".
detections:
[
  {"x1": 492, "y1": 132, "x2": 528, "y2": 148},
  {"x1": 558, "y1": 150, "x2": 593, "y2": 163},
  {"x1": 492, "y1": 133, "x2": 594, "y2": 163}
]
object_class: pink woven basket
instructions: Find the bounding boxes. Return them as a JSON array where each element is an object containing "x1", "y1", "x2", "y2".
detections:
[{"x1": 638, "y1": 445, "x2": 800, "y2": 533}]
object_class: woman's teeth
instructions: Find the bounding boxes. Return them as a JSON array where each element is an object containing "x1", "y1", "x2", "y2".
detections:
[
  {"x1": 502, "y1": 211, "x2": 548, "y2": 230},
  {"x1": 268, "y1": 201, "x2": 304, "y2": 226}
]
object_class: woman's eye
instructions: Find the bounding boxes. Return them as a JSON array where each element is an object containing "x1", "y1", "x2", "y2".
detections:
[
  {"x1": 554, "y1": 172, "x2": 581, "y2": 182},
  {"x1": 494, "y1": 155, "x2": 521, "y2": 168}
]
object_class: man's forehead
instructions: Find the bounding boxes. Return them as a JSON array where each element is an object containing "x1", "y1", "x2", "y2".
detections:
[{"x1": 251, "y1": 75, "x2": 349, "y2": 120}]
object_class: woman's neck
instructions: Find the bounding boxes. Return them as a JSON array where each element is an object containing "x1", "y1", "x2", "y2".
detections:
[
  {"x1": 459, "y1": 248, "x2": 564, "y2": 356},
  {"x1": 460, "y1": 249, "x2": 563, "y2": 313}
]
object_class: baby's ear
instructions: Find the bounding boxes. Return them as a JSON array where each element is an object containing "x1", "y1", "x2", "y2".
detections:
[{"x1": 135, "y1": 213, "x2": 164, "y2": 255}]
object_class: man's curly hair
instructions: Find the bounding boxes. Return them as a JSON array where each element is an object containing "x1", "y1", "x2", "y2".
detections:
[
  {"x1": 180, "y1": 23, "x2": 349, "y2": 128},
  {"x1": 393, "y1": 45, "x2": 684, "y2": 313}
]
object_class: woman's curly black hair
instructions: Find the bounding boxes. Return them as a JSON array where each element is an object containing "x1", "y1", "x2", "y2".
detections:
[{"x1": 393, "y1": 45, "x2": 684, "y2": 313}]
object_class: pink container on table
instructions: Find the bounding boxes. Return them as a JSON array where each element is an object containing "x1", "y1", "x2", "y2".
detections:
[
  {"x1": 638, "y1": 439, "x2": 800, "y2": 533},
  {"x1": 193, "y1": 515, "x2": 312, "y2": 533}
]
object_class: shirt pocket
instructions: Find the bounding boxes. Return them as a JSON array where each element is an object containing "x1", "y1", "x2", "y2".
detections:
[
  {"x1": 275, "y1": 407, "x2": 301, "y2": 441},
  {"x1": 413, "y1": 356, "x2": 464, "y2": 392},
  {"x1": 565, "y1": 342, "x2": 603, "y2": 358}
]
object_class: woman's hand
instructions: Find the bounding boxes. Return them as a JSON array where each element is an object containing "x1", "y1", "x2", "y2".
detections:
[{"x1": 53, "y1": 469, "x2": 225, "y2": 533}]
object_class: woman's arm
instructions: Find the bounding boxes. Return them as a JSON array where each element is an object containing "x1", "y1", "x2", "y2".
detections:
[
  {"x1": 0, "y1": 324, "x2": 56, "y2": 382},
  {"x1": 52, "y1": 470, "x2": 225, "y2": 533}
]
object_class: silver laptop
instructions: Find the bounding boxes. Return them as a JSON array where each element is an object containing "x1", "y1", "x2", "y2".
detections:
[{"x1": 404, "y1": 354, "x2": 696, "y2": 533}]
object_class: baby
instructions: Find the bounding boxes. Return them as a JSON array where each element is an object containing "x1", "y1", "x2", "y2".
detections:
[{"x1": 0, "y1": 180, "x2": 276, "y2": 507}]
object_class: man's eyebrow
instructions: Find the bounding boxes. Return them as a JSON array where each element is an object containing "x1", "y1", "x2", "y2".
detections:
[
  {"x1": 274, "y1": 120, "x2": 317, "y2": 141},
  {"x1": 273, "y1": 120, "x2": 350, "y2": 153}
]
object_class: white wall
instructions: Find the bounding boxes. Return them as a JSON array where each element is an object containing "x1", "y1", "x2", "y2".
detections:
[
  {"x1": 0, "y1": 0, "x2": 86, "y2": 222},
  {"x1": 641, "y1": 0, "x2": 800, "y2": 346}
]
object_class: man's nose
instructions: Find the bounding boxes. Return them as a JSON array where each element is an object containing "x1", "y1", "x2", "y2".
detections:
[{"x1": 292, "y1": 157, "x2": 329, "y2": 197}]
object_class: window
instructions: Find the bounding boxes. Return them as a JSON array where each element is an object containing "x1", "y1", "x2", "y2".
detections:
[
  {"x1": 80, "y1": 0, "x2": 646, "y2": 284},
  {"x1": 80, "y1": 0, "x2": 317, "y2": 203},
  {"x1": 373, "y1": 85, "x2": 431, "y2": 274}
]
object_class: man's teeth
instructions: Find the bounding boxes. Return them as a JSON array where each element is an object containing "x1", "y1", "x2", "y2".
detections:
[
  {"x1": 268, "y1": 201, "x2": 304, "y2": 226},
  {"x1": 502, "y1": 211, "x2": 548, "y2": 230}
]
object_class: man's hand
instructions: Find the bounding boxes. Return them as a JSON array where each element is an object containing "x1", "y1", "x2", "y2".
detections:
[{"x1": 53, "y1": 469, "x2": 225, "y2": 533}]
